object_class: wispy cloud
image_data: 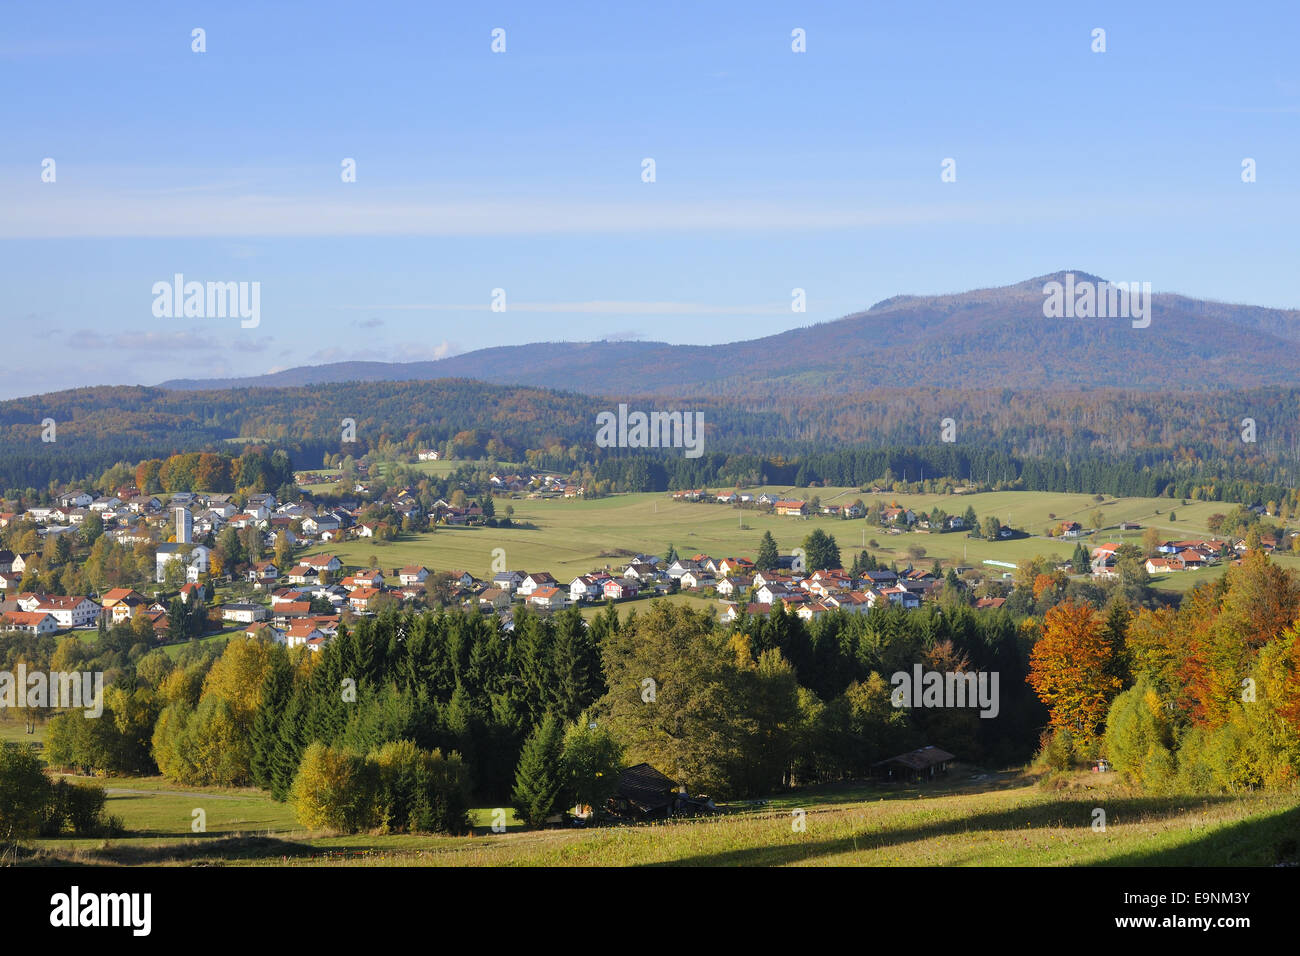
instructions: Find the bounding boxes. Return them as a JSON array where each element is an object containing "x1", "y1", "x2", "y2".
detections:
[
  {"x1": 341, "y1": 300, "x2": 792, "y2": 315},
  {"x1": 0, "y1": 181, "x2": 1152, "y2": 239},
  {"x1": 69, "y1": 328, "x2": 263, "y2": 352}
]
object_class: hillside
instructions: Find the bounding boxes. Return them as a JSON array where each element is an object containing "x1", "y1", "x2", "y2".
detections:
[{"x1": 159, "y1": 271, "x2": 1300, "y2": 396}]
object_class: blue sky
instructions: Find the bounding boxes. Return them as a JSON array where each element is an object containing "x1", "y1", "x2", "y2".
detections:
[{"x1": 2, "y1": 0, "x2": 1298, "y2": 399}]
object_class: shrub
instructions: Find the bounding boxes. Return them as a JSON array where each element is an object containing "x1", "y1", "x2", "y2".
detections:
[
  {"x1": 1036, "y1": 727, "x2": 1076, "y2": 771},
  {"x1": 292, "y1": 740, "x2": 470, "y2": 835},
  {"x1": 0, "y1": 746, "x2": 49, "y2": 839}
]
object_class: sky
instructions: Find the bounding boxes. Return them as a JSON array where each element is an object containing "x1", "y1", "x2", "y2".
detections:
[{"x1": 2, "y1": 0, "x2": 1298, "y2": 399}]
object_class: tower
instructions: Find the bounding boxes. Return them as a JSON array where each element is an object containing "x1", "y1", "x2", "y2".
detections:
[{"x1": 175, "y1": 506, "x2": 192, "y2": 544}]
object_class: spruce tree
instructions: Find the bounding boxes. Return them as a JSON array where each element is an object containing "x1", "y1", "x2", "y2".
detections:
[
  {"x1": 250, "y1": 647, "x2": 293, "y2": 791},
  {"x1": 755, "y1": 531, "x2": 779, "y2": 571},
  {"x1": 511, "y1": 714, "x2": 566, "y2": 826}
]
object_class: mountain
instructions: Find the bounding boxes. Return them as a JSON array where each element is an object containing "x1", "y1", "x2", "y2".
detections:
[{"x1": 159, "y1": 272, "x2": 1300, "y2": 396}]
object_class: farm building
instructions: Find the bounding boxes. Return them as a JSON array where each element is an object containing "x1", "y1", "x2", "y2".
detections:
[
  {"x1": 872, "y1": 746, "x2": 956, "y2": 783},
  {"x1": 607, "y1": 763, "x2": 715, "y2": 820}
]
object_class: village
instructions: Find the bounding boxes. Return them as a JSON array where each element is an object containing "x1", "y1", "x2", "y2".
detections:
[{"x1": 0, "y1": 460, "x2": 1268, "y2": 651}]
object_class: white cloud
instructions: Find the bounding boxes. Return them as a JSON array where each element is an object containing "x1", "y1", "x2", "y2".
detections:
[
  {"x1": 341, "y1": 300, "x2": 792, "y2": 316},
  {"x1": 0, "y1": 180, "x2": 1128, "y2": 238}
]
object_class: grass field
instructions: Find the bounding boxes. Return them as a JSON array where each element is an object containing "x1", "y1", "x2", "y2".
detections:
[
  {"x1": 25, "y1": 767, "x2": 1300, "y2": 867},
  {"x1": 297, "y1": 488, "x2": 1289, "y2": 594}
]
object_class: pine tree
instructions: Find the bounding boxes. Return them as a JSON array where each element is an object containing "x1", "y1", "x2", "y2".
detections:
[
  {"x1": 511, "y1": 713, "x2": 566, "y2": 826},
  {"x1": 755, "y1": 531, "x2": 779, "y2": 571},
  {"x1": 270, "y1": 690, "x2": 307, "y2": 801},
  {"x1": 250, "y1": 647, "x2": 293, "y2": 791},
  {"x1": 1072, "y1": 543, "x2": 1090, "y2": 575}
]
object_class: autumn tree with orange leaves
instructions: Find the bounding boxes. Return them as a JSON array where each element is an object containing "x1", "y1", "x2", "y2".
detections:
[{"x1": 1027, "y1": 601, "x2": 1123, "y2": 746}]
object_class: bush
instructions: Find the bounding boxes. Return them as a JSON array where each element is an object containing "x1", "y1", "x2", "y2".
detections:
[
  {"x1": 290, "y1": 742, "x2": 377, "y2": 832},
  {"x1": 2, "y1": 747, "x2": 113, "y2": 840},
  {"x1": 39, "y1": 779, "x2": 109, "y2": 837},
  {"x1": 1037, "y1": 727, "x2": 1076, "y2": 771},
  {"x1": 292, "y1": 740, "x2": 471, "y2": 835},
  {"x1": 372, "y1": 739, "x2": 472, "y2": 835},
  {"x1": 0, "y1": 746, "x2": 49, "y2": 839},
  {"x1": 1102, "y1": 681, "x2": 1176, "y2": 789}
]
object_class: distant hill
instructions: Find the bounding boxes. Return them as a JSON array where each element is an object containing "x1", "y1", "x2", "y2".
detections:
[{"x1": 159, "y1": 271, "x2": 1300, "y2": 395}]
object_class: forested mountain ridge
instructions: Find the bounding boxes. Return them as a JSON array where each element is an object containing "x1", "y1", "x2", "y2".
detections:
[
  {"x1": 3, "y1": 377, "x2": 1300, "y2": 498},
  {"x1": 157, "y1": 271, "x2": 1300, "y2": 395}
]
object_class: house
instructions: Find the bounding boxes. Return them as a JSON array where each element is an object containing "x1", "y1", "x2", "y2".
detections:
[
  {"x1": 665, "y1": 559, "x2": 701, "y2": 580},
  {"x1": 58, "y1": 490, "x2": 94, "y2": 509},
  {"x1": 604, "y1": 579, "x2": 639, "y2": 601},
  {"x1": 178, "y1": 582, "x2": 203, "y2": 604},
  {"x1": 518, "y1": 572, "x2": 558, "y2": 597},
  {"x1": 477, "y1": 588, "x2": 512, "y2": 611},
  {"x1": 716, "y1": 557, "x2": 754, "y2": 577},
  {"x1": 287, "y1": 564, "x2": 319, "y2": 585},
  {"x1": 301, "y1": 515, "x2": 341, "y2": 536},
  {"x1": 880, "y1": 586, "x2": 921, "y2": 609},
  {"x1": 493, "y1": 571, "x2": 526, "y2": 594},
  {"x1": 101, "y1": 589, "x2": 150, "y2": 624},
  {"x1": 222, "y1": 603, "x2": 268, "y2": 624},
  {"x1": 752, "y1": 571, "x2": 794, "y2": 589},
  {"x1": 715, "y1": 575, "x2": 753, "y2": 598},
  {"x1": 872, "y1": 746, "x2": 955, "y2": 783},
  {"x1": 528, "y1": 586, "x2": 569, "y2": 610},
  {"x1": 623, "y1": 562, "x2": 656, "y2": 583},
  {"x1": 607, "y1": 763, "x2": 713, "y2": 820},
  {"x1": 302, "y1": 554, "x2": 343, "y2": 574},
  {"x1": 352, "y1": 569, "x2": 385, "y2": 589},
  {"x1": 285, "y1": 621, "x2": 327, "y2": 649},
  {"x1": 32, "y1": 595, "x2": 101, "y2": 628},
  {"x1": 797, "y1": 601, "x2": 833, "y2": 621},
  {"x1": 244, "y1": 622, "x2": 286, "y2": 644},
  {"x1": 679, "y1": 570, "x2": 715, "y2": 590},
  {"x1": 824, "y1": 590, "x2": 876, "y2": 614},
  {"x1": 1145, "y1": 557, "x2": 1184, "y2": 574},
  {"x1": 773, "y1": 499, "x2": 808, "y2": 517},
  {"x1": 398, "y1": 565, "x2": 429, "y2": 586},
  {"x1": 721, "y1": 602, "x2": 772, "y2": 622},
  {"x1": 270, "y1": 588, "x2": 307, "y2": 607},
  {"x1": 154, "y1": 543, "x2": 211, "y2": 583},
  {"x1": 444, "y1": 570, "x2": 475, "y2": 588},
  {"x1": 349, "y1": 587, "x2": 382, "y2": 612},
  {"x1": 248, "y1": 562, "x2": 280, "y2": 587},
  {"x1": 569, "y1": 575, "x2": 602, "y2": 603},
  {"x1": 975, "y1": 597, "x2": 1007, "y2": 609},
  {"x1": 1058, "y1": 521, "x2": 1084, "y2": 538},
  {"x1": 756, "y1": 582, "x2": 796, "y2": 605},
  {"x1": 0, "y1": 572, "x2": 20, "y2": 592},
  {"x1": 0, "y1": 611, "x2": 58, "y2": 635},
  {"x1": 273, "y1": 601, "x2": 313, "y2": 623}
]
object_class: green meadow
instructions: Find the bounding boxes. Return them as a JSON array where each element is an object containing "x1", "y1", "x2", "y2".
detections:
[
  {"x1": 24, "y1": 765, "x2": 1299, "y2": 867},
  {"x1": 296, "y1": 488, "x2": 1286, "y2": 594}
]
